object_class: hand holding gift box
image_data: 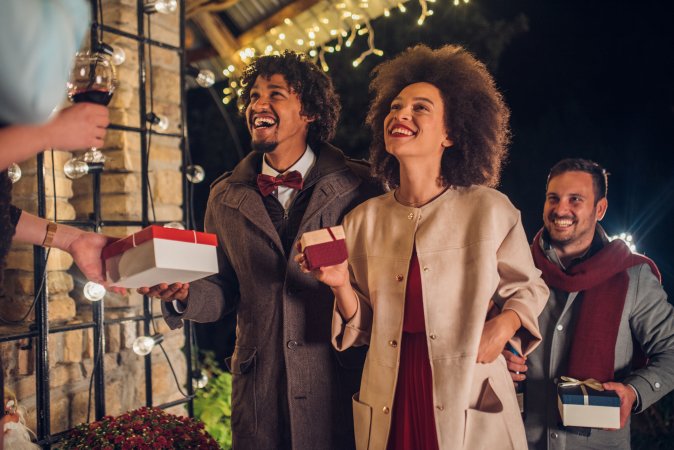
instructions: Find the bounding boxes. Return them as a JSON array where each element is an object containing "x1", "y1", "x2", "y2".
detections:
[
  {"x1": 102, "y1": 225, "x2": 219, "y2": 289},
  {"x1": 557, "y1": 376, "x2": 620, "y2": 429},
  {"x1": 298, "y1": 226, "x2": 347, "y2": 270}
]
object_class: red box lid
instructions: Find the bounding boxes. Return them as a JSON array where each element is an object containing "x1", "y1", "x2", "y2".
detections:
[{"x1": 102, "y1": 225, "x2": 217, "y2": 259}]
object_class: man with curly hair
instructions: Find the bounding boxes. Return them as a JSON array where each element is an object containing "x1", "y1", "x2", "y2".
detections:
[{"x1": 145, "y1": 51, "x2": 379, "y2": 449}]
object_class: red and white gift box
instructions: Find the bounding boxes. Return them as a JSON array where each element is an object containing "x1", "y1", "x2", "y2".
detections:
[
  {"x1": 102, "y1": 225, "x2": 219, "y2": 288},
  {"x1": 299, "y1": 226, "x2": 347, "y2": 270}
]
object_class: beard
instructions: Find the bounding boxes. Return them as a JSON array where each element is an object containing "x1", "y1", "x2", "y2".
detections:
[{"x1": 251, "y1": 139, "x2": 278, "y2": 154}]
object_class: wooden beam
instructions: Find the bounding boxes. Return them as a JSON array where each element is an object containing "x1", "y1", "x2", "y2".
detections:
[
  {"x1": 191, "y1": 12, "x2": 244, "y2": 68},
  {"x1": 186, "y1": 0, "x2": 241, "y2": 18},
  {"x1": 237, "y1": 0, "x2": 322, "y2": 48}
]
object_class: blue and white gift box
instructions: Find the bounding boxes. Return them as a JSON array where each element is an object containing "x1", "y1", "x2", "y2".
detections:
[{"x1": 557, "y1": 376, "x2": 620, "y2": 429}]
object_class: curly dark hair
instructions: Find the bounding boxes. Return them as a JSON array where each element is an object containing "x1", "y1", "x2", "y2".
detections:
[
  {"x1": 367, "y1": 44, "x2": 511, "y2": 188},
  {"x1": 238, "y1": 51, "x2": 340, "y2": 145}
]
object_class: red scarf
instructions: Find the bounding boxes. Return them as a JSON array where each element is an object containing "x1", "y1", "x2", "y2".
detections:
[{"x1": 531, "y1": 228, "x2": 661, "y2": 382}]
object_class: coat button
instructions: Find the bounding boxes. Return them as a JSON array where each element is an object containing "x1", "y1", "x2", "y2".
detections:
[
  {"x1": 382, "y1": 406, "x2": 390, "y2": 414},
  {"x1": 556, "y1": 324, "x2": 564, "y2": 331},
  {"x1": 423, "y1": 266, "x2": 430, "y2": 272},
  {"x1": 429, "y1": 333, "x2": 437, "y2": 340},
  {"x1": 396, "y1": 274, "x2": 404, "y2": 282},
  {"x1": 553, "y1": 377, "x2": 559, "y2": 384},
  {"x1": 388, "y1": 340, "x2": 398, "y2": 348},
  {"x1": 655, "y1": 382, "x2": 661, "y2": 389},
  {"x1": 551, "y1": 432, "x2": 559, "y2": 439},
  {"x1": 436, "y1": 404, "x2": 444, "y2": 411},
  {"x1": 287, "y1": 340, "x2": 298, "y2": 349}
]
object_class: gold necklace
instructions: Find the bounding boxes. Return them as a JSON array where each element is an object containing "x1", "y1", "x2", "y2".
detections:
[{"x1": 394, "y1": 186, "x2": 449, "y2": 208}]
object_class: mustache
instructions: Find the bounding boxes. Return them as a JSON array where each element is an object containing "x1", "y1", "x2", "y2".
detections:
[{"x1": 548, "y1": 214, "x2": 575, "y2": 221}]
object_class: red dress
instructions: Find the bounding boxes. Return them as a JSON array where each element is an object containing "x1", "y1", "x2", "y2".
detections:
[{"x1": 387, "y1": 250, "x2": 440, "y2": 450}]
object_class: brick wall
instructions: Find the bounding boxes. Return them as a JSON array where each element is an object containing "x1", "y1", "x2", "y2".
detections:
[{"x1": 0, "y1": 0, "x2": 189, "y2": 435}]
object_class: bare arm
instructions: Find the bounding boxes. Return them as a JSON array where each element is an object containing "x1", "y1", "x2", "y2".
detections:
[{"x1": 13, "y1": 211, "x2": 114, "y2": 284}]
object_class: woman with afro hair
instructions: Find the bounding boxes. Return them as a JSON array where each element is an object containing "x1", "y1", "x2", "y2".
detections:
[{"x1": 299, "y1": 44, "x2": 548, "y2": 449}]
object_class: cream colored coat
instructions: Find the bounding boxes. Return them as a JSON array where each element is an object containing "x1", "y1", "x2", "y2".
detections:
[{"x1": 332, "y1": 186, "x2": 549, "y2": 450}]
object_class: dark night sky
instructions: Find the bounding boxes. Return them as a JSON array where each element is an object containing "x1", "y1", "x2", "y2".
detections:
[
  {"x1": 489, "y1": 0, "x2": 674, "y2": 283},
  {"x1": 187, "y1": 0, "x2": 674, "y2": 284}
]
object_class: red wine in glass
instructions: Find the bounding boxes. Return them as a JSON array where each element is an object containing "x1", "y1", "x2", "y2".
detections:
[
  {"x1": 71, "y1": 89, "x2": 113, "y2": 106},
  {"x1": 67, "y1": 50, "x2": 117, "y2": 162}
]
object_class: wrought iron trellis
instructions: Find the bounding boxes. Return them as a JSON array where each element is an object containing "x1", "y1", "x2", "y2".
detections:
[{"x1": 0, "y1": 0, "x2": 195, "y2": 447}]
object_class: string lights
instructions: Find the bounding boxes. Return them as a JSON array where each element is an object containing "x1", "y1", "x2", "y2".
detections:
[{"x1": 218, "y1": 0, "x2": 468, "y2": 107}]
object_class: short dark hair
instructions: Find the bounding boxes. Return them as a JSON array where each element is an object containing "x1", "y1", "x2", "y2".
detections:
[
  {"x1": 366, "y1": 44, "x2": 511, "y2": 188},
  {"x1": 547, "y1": 158, "x2": 609, "y2": 203},
  {"x1": 238, "y1": 51, "x2": 340, "y2": 145}
]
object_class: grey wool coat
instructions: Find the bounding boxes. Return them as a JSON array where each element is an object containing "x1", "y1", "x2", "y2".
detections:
[
  {"x1": 525, "y1": 229, "x2": 674, "y2": 450},
  {"x1": 162, "y1": 143, "x2": 380, "y2": 450}
]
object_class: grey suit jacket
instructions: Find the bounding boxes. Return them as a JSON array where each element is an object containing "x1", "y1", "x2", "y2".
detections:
[
  {"x1": 162, "y1": 143, "x2": 380, "y2": 450},
  {"x1": 525, "y1": 230, "x2": 674, "y2": 450}
]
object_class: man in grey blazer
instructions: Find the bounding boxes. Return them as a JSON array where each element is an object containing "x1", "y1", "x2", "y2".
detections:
[
  {"x1": 139, "y1": 51, "x2": 379, "y2": 449},
  {"x1": 505, "y1": 158, "x2": 674, "y2": 449}
]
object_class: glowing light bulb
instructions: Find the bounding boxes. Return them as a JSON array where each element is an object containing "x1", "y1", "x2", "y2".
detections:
[
  {"x1": 164, "y1": 222, "x2": 185, "y2": 230},
  {"x1": 64, "y1": 158, "x2": 89, "y2": 179},
  {"x1": 7, "y1": 163, "x2": 21, "y2": 183},
  {"x1": 193, "y1": 371, "x2": 209, "y2": 389},
  {"x1": 147, "y1": 112, "x2": 169, "y2": 131},
  {"x1": 83, "y1": 281, "x2": 106, "y2": 302},
  {"x1": 111, "y1": 46, "x2": 126, "y2": 66},
  {"x1": 82, "y1": 149, "x2": 106, "y2": 163},
  {"x1": 384, "y1": 8, "x2": 390, "y2": 17},
  {"x1": 144, "y1": 0, "x2": 177, "y2": 14},
  {"x1": 132, "y1": 334, "x2": 163, "y2": 356},
  {"x1": 195, "y1": 69, "x2": 215, "y2": 88},
  {"x1": 186, "y1": 165, "x2": 205, "y2": 183}
]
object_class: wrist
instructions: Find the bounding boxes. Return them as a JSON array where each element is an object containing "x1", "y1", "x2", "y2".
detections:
[
  {"x1": 53, "y1": 224, "x2": 84, "y2": 252},
  {"x1": 498, "y1": 309, "x2": 522, "y2": 338}
]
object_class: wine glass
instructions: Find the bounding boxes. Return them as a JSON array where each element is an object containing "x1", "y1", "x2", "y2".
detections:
[{"x1": 66, "y1": 50, "x2": 117, "y2": 163}]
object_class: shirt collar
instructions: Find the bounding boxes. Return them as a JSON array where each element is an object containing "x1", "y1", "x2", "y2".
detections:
[
  {"x1": 261, "y1": 144, "x2": 316, "y2": 179},
  {"x1": 542, "y1": 225, "x2": 609, "y2": 270}
]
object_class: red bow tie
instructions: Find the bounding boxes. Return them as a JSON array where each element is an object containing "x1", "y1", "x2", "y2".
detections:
[{"x1": 256, "y1": 171, "x2": 304, "y2": 196}]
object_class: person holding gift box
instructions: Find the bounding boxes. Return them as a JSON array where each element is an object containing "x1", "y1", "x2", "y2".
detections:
[
  {"x1": 504, "y1": 158, "x2": 674, "y2": 449},
  {"x1": 139, "y1": 51, "x2": 381, "y2": 450},
  {"x1": 297, "y1": 44, "x2": 549, "y2": 450}
]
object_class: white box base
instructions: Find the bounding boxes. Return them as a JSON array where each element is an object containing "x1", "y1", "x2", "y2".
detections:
[
  {"x1": 105, "y1": 238, "x2": 218, "y2": 288},
  {"x1": 558, "y1": 396, "x2": 620, "y2": 429}
]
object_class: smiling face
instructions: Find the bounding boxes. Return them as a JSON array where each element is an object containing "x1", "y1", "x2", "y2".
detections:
[
  {"x1": 245, "y1": 73, "x2": 312, "y2": 155},
  {"x1": 543, "y1": 171, "x2": 608, "y2": 257},
  {"x1": 383, "y1": 82, "x2": 453, "y2": 160}
]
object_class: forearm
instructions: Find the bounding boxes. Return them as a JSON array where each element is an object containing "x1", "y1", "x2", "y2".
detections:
[
  {"x1": 332, "y1": 283, "x2": 358, "y2": 321},
  {"x1": 0, "y1": 125, "x2": 51, "y2": 170},
  {"x1": 13, "y1": 212, "x2": 82, "y2": 250}
]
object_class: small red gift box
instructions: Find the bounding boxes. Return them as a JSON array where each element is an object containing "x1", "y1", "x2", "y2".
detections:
[
  {"x1": 299, "y1": 226, "x2": 347, "y2": 270},
  {"x1": 102, "y1": 225, "x2": 219, "y2": 288}
]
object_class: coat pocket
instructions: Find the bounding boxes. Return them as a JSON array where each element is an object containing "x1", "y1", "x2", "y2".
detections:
[
  {"x1": 225, "y1": 346, "x2": 257, "y2": 437},
  {"x1": 352, "y1": 392, "x2": 373, "y2": 450},
  {"x1": 463, "y1": 377, "x2": 514, "y2": 450}
]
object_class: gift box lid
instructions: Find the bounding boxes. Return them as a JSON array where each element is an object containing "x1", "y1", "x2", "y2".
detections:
[
  {"x1": 299, "y1": 226, "x2": 345, "y2": 249},
  {"x1": 102, "y1": 225, "x2": 217, "y2": 259},
  {"x1": 558, "y1": 384, "x2": 620, "y2": 407}
]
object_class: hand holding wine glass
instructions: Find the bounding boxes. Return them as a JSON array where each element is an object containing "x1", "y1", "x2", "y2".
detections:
[
  {"x1": 43, "y1": 103, "x2": 109, "y2": 151},
  {"x1": 66, "y1": 50, "x2": 117, "y2": 163}
]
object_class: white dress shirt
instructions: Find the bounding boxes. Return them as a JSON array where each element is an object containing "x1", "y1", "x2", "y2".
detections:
[{"x1": 260, "y1": 144, "x2": 316, "y2": 210}]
